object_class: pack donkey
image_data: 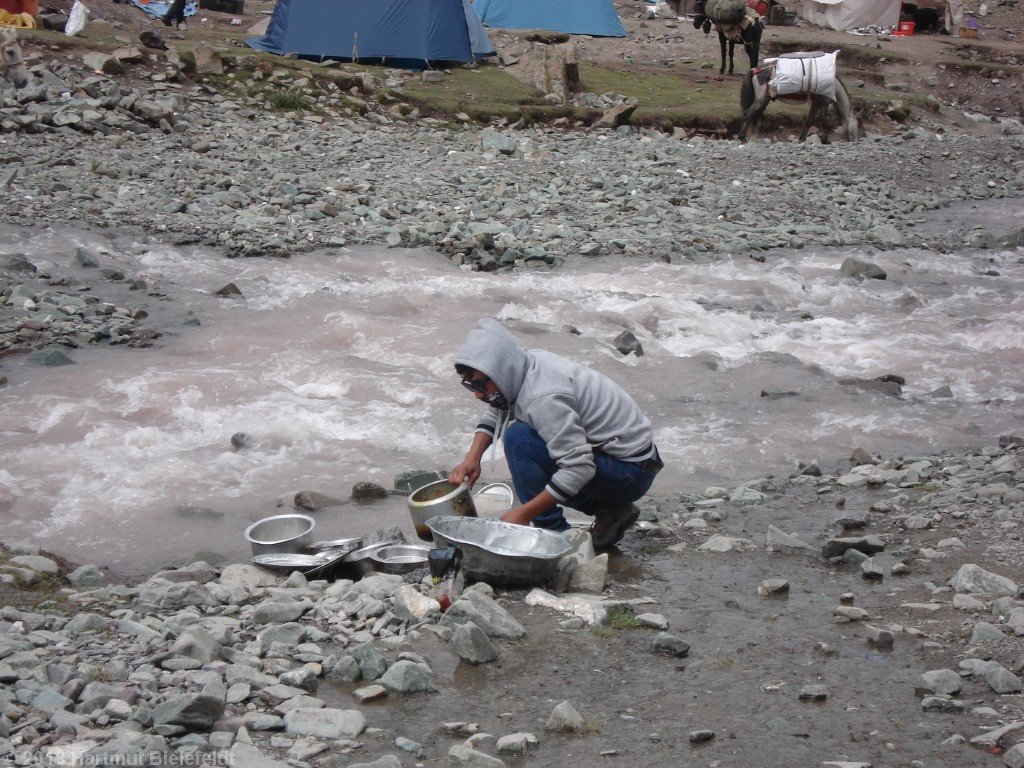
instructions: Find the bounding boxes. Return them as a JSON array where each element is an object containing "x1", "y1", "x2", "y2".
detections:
[
  {"x1": 1, "y1": 29, "x2": 30, "y2": 89},
  {"x1": 738, "y1": 55, "x2": 859, "y2": 143},
  {"x1": 692, "y1": 0, "x2": 763, "y2": 75}
]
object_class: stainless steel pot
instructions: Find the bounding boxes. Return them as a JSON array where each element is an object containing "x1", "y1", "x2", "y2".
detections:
[
  {"x1": 244, "y1": 513, "x2": 316, "y2": 556},
  {"x1": 408, "y1": 479, "x2": 477, "y2": 542}
]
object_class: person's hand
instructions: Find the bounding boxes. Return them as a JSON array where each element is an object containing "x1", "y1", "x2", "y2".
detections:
[
  {"x1": 500, "y1": 506, "x2": 535, "y2": 526},
  {"x1": 448, "y1": 457, "x2": 481, "y2": 489}
]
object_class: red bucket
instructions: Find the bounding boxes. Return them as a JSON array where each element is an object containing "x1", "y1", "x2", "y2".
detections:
[
  {"x1": 747, "y1": 0, "x2": 770, "y2": 15},
  {"x1": 895, "y1": 20, "x2": 916, "y2": 35}
]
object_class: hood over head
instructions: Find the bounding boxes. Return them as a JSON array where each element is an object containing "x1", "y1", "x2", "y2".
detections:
[{"x1": 455, "y1": 318, "x2": 529, "y2": 401}]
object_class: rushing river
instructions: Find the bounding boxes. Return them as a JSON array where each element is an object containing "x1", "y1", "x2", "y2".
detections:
[{"x1": 1, "y1": 202, "x2": 1022, "y2": 573}]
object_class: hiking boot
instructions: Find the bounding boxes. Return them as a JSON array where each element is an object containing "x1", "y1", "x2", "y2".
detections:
[{"x1": 590, "y1": 503, "x2": 640, "y2": 550}]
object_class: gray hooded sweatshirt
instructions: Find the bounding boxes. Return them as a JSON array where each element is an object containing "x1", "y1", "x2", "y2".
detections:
[{"x1": 455, "y1": 318, "x2": 655, "y2": 503}]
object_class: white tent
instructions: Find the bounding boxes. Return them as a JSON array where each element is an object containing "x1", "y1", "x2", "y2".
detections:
[
  {"x1": 801, "y1": 0, "x2": 963, "y2": 34},
  {"x1": 801, "y1": 0, "x2": 899, "y2": 30}
]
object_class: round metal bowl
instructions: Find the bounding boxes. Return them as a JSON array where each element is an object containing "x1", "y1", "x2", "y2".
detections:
[
  {"x1": 244, "y1": 514, "x2": 316, "y2": 556},
  {"x1": 425, "y1": 515, "x2": 571, "y2": 586},
  {"x1": 369, "y1": 544, "x2": 431, "y2": 576},
  {"x1": 335, "y1": 541, "x2": 395, "y2": 580}
]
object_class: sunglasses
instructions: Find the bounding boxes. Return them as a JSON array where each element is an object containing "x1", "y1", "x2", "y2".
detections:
[{"x1": 460, "y1": 376, "x2": 490, "y2": 394}]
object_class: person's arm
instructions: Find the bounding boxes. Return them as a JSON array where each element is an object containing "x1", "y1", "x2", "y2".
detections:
[
  {"x1": 448, "y1": 431, "x2": 492, "y2": 489},
  {"x1": 500, "y1": 489, "x2": 558, "y2": 526}
]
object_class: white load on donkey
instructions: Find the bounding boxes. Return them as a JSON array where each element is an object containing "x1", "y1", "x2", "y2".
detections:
[
  {"x1": 738, "y1": 50, "x2": 859, "y2": 142},
  {"x1": 0, "y1": 28, "x2": 30, "y2": 89}
]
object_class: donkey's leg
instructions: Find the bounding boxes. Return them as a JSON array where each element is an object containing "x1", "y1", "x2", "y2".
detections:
[
  {"x1": 728, "y1": 40, "x2": 736, "y2": 75},
  {"x1": 718, "y1": 31, "x2": 728, "y2": 74},
  {"x1": 744, "y1": 24, "x2": 761, "y2": 70},
  {"x1": 799, "y1": 100, "x2": 822, "y2": 142}
]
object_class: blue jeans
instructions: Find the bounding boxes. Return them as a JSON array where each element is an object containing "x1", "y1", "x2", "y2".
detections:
[{"x1": 502, "y1": 421, "x2": 657, "y2": 533}]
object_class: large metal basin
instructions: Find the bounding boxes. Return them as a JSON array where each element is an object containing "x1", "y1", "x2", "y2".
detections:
[
  {"x1": 425, "y1": 515, "x2": 571, "y2": 586},
  {"x1": 244, "y1": 514, "x2": 316, "y2": 556}
]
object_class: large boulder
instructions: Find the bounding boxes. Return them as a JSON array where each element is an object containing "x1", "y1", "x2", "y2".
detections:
[
  {"x1": 379, "y1": 660, "x2": 436, "y2": 694},
  {"x1": 949, "y1": 564, "x2": 1019, "y2": 597},
  {"x1": 450, "y1": 621, "x2": 498, "y2": 665},
  {"x1": 440, "y1": 590, "x2": 525, "y2": 639}
]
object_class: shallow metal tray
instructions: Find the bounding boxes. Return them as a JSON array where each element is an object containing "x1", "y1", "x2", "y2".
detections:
[
  {"x1": 252, "y1": 541, "x2": 359, "y2": 575},
  {"x1": 251, "y1": 553, "x2": 325, "y2": 570},
  {"x1": 425, "y1": 515, "x2": 571, "y2": 586}
]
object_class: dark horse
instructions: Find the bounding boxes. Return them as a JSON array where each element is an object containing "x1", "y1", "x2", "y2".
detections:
[
  {"x1": 738, "y1": 59, "x2": 859, "y2": 143},
  {"x1": 692, "y1": 0, "x2": 763, "y2": 75}
]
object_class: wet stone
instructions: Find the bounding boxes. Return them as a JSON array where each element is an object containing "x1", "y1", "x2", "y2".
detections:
[
  {"x1": 651, "y1": 632, "x2": 689, "y2": 657},
  {"x1": 861, "y1": 557, "x2": 884, "y2": 580},
  {"x1": 688, "y1": 729, "x2": 715, "y2": 743},
  {"x1": 985, "y1": 665, "x2": 1022, "y2": 694},
  {"x1": 865, "y1": 625, "x2": 894, "y2": 649},
  {"x1": 758, "y1": 579, "x2": 790, "y2": 596},
  {"x1": 450, "y1": 621, "x2": 498, "y2": 665},
  {"x1": 921, "y1": 696, "x2": 965, "y2": 713},
  {"x1": 448, "y1": 744, "x2": 507, "y2": 768},
  {"x1": 799, "y1": 685, "x2": 827, "y2": 702},
  {"x1": 495, "y1": 732, "x2": 538, "y2": 754},
  {"x1": 352, "y1": 685, "x2": 387, "y2": 703},
  {"x1": 917, "y1": 669, "x2": 962, "y2": 697},
  {"x1": 545, "y1": 701, "x2": 584, "y2": 733},
  {"x1": 379, "y1": 660, "x2": 436, "y2": 694}
]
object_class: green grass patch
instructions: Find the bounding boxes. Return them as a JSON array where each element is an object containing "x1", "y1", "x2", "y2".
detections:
[
  {"x1": 262, "y1": 86, "x2": 308, "y2": 111},
  {"x1": 400, "y1": 64, "x2": 549, "y2": 122},
  {"x1": 578, "y1": 62, "x2": 738, "y2": 130},
  {"x1": 603, "y1": 607, "x2": 645, "y2": 630}
]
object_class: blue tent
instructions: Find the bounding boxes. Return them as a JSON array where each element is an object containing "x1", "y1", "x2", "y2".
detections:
[
  {"x1": 247, "y1": 0, "x2": 494, "y2": 66},
  {"x1": 472, "y1": 0, "x2": 627, "y2": 37}
]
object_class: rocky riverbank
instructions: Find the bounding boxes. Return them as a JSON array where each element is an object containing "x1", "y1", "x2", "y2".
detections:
[
  {"x1": 1, "y1": 439, "x2": 1022, "y2": 767},
  {"x1": 3, "y1": 55, "x2": 1024, "y2": 267}
]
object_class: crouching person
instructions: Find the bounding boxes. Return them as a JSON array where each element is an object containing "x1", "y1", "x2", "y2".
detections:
[{"x1": 449, "y1": 318, "x2": 663, "y2": 550}]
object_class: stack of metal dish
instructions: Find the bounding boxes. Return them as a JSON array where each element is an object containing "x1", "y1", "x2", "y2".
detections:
[{"x1": 245, "y1": 514, "x2": 364, "y2": 575}]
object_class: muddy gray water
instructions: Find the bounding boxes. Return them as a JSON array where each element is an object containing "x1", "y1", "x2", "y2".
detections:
[{"x1": 0, "y1": 200, "x2": 1022, "y2": 573}]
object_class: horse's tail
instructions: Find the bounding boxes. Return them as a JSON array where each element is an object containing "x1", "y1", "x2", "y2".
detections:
[
  {"x1": 834, "y1": 76, "x2": 860, "y2": 141},
  {"x1": 740, "y1": 69, "x2": 756, "y2": 114}
]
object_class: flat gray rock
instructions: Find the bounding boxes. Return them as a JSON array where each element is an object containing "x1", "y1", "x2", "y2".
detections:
[{"x1": 283, "y1": 708, "x2": 366, "y2": 739}]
